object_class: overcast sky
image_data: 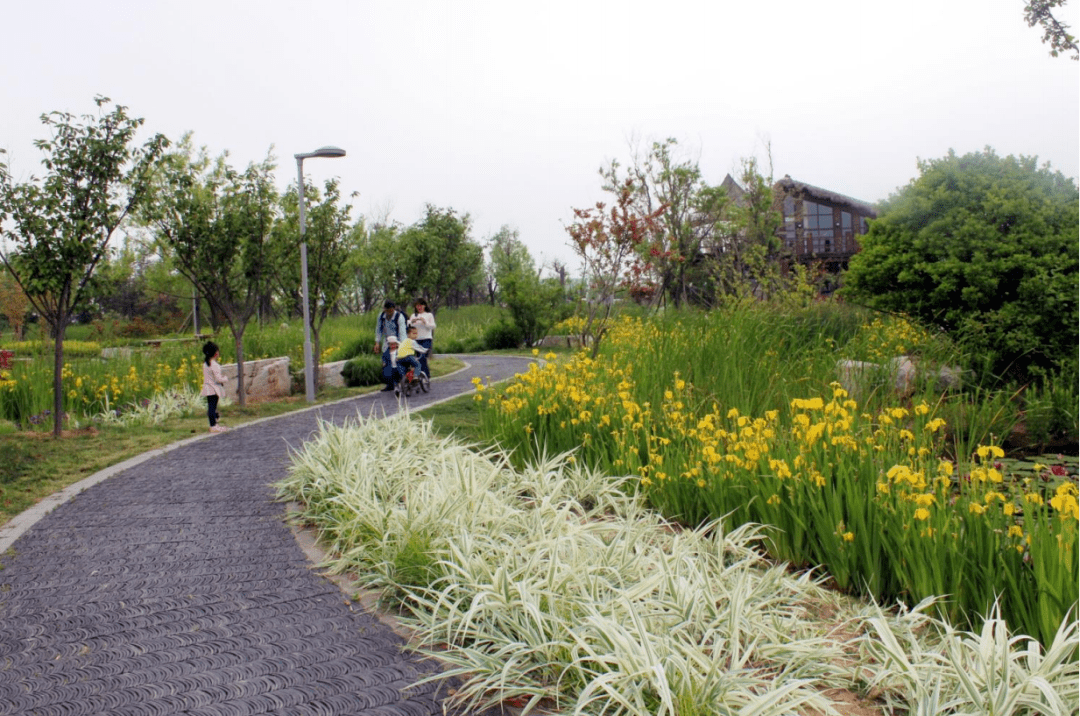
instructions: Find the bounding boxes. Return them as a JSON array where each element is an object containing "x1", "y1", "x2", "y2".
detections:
[{"x1": 3, "y1": 0, "x2": 1077, "y2": 272}]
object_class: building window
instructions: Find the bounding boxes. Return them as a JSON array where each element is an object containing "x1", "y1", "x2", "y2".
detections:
[
  {"x1": 841, "y1": 211, "x2": 853, "y2": 249},
  {"x1": 781, "y1": 196, "x2": 797, "y2": 249},
  {"x1": 804, "y1": 200, "x2": 834, "y2": 253}
]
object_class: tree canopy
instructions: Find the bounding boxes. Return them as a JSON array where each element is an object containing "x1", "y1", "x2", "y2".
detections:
[
  {"x1": 271, "y1": 177, "x2": 355, "y2": 381},
  {"x1": 841, "y1": 148, "x2": 1079, "y2": 380},
  {"x1": 566, "y1": 178, "x2": 664, "y2": 352},
  {"x1": 0, "y1": 96, "x2": 167, "y2": 435},
  {"x1": 145, "y1": 138, "x2": 278, "y2": 405},
  {"x1": 600, "y1": 139, "x2": 723, "y2": 307},
  {"x1": 1023, "y1": 0, "x2": 1079, "y2": 59},
  {"x1": 486, "y1": 226, "x2": 566, "y2": 346},
  {"x1": 400, "y1": 205, "x2": 484, "y2": 310}
]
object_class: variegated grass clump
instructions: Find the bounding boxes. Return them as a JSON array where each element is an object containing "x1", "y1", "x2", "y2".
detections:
[
  {"x1": 93, "y1": 385, "x2": 210, "y2": 428},
  {"x1": 857, "y1": 599, "x2": 1077, "y2": 716},
  {"x1": 278, "y1": 412, "x2": 1079, "y2": 716}
]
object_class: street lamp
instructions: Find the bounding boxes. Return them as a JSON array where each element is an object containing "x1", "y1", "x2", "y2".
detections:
[{"x1": 296, "y1": 145, "x2": 346, "y2": 403}]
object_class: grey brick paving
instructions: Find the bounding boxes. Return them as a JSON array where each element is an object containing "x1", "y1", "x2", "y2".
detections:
[{"x1": 0, "y1": 356, "x2": 535, "y2": 716}]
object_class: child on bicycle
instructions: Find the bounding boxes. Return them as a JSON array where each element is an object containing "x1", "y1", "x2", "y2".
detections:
[{"x1": 392, "y1": 326, "x2": 428, "y2": 396}]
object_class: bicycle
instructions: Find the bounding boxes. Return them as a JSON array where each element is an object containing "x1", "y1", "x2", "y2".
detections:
[{"x1": 396, "y1": 365, "x2": 430, "y2": 397}]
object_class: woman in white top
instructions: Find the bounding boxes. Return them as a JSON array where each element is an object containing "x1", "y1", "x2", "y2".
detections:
[
  {"x1": 200, "y1": 341, "x2": 229, "y2": 433},
  {"x1": 408, "y1": 298, "x2": 436, "y2": 377}
]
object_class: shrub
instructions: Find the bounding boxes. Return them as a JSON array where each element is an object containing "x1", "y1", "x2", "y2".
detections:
[
  {"x1": 483, "y1": 320, "x2": 523, "y2": 350},
  {"x1": 341, "y1": 355, "x2": 383, "y2": 387},
  {"x1": 841, "y1": 148, "x2": 1079, "y2": 383}
]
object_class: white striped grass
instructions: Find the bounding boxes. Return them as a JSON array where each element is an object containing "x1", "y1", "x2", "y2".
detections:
[{"x1": 277, "y1": 412, "x2": 1079, "y2": 716}]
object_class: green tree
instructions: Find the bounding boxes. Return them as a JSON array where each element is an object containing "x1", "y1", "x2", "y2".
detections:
[
  {"x1": 486, "y1": 226, "x2": 534, "y2": 299},
  {"x1": 707, "y1": 155, "x2": 786, "y2": 302},
  {"x1": 0, "y1": 97, "x2": 167, "y2": 436},
  {"x1": 601, "y1": 138, "x2": 731, "y2": 308},
  {"x1": 1024, "y1": 0, "x2": 1078, "y2": 59},
  {"x1": 487, "y1": 226, "x2": 565, "y2": 345},
  {"x1": 841, "y1": 148, "x2": 1079, "y2": 381},
  {"x1": 145, "y1": 139, "x2": 278, "y2": 406},
  {"x1": 400, "y1": 205, "x2": 483, "y2": 310},
  {"x1": 348, "y1": 221, "x2": 403, "y2": 312},
  {"x1": 271, "y1": 178, "x2": 354, "y2": 385},
  {"x1": 86, "y1": 240, "x2": 186, "y2": 334}
]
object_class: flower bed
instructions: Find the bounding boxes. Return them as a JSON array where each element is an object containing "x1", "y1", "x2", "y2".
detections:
[{"x1": 475, "y1": 311, "x2": 1079, "y2": 646}]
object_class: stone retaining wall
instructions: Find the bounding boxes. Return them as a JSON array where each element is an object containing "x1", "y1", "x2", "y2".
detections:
[
  {"x1": 835, "y1": 356, "x2": 963, "y2": 403},
  {"x1": 534, "y1": 334, "x2": 590, "y2": 349},
  {"x1": 220, "y1": 357, "x2": 292, "y2": 402},
  {"x1": 218, "y1": 357, "x2": 352, "y2": 401},
  {"x1": 317, "y1": 360, "x2": 349, "y2": 389}
]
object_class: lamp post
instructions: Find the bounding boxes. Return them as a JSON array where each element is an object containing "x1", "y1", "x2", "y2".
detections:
[{"x1": 296, "y1": 145, "x2": 346, "y2": 403}]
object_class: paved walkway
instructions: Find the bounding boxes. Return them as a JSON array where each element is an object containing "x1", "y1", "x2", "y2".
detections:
[{"x1": 0, "y1": 355, "x2": 535, "y2": 716}]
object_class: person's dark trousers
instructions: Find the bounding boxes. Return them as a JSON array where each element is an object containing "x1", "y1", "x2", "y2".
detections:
[
  {"x1": 206, "y1": 394, "x2": 219, "y2": 427},
  {"x1": 381, "y1": 347, "x2": 395, "y2": 390},
  {"x1": 417, "y1": 339, "x2": 432, "y2": 376},
  {"x1": 394, "y1": 355, "x2": 421, "y2": 384}
]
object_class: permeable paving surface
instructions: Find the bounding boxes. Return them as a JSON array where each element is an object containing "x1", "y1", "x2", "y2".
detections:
[{"x1": 0, "y1": 356, "x2": 534, "y2": 716}]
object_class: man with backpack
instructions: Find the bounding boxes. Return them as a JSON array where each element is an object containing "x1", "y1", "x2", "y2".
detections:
[{"x1": 374, "y1": 300, "x2": 407, "y2": 392}]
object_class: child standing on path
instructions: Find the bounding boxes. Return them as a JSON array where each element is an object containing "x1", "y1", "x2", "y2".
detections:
[{"x1": 201, "y1": 341, "x2": 228, "y2": 433}]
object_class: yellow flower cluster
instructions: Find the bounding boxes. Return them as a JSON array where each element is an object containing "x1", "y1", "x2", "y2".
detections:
[
  {"x1": 858, "y1": 315, "x2": 937, "y2": 362},
  {"x1": 1, "y1": 354, "x2": 203, "y2": 422},
  {"x1": 479, "y1": 316, "x2": 1077, "y2": 560},
  {"x1": 1050, "y1": 483, "x2": 1079, "y2": 521},
  {"x1": 475, "y1": 312, "x2": 1077, "y2": 646},
  {"x1": 550, "y1": 315, "x2": 589, "y2": 336}
]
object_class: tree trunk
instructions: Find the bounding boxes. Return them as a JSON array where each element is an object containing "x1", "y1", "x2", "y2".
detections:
[
  {"x1": 311, "y1": 316, "x2": 324, "y2": 395},
  {"x1": 52, "y1": 321, "x2": 65, "y2": 437},
  {"x1": 232, "y1": 331, "x2": 247, "y2": 407}
]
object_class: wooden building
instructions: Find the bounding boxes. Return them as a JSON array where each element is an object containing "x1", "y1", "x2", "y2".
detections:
[{"x1": 773, "y1": 175, "x2": 878, "y2": 273}]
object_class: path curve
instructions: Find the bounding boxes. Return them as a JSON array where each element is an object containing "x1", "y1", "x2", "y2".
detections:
[{"x1": 0, "y1": 355, "x2": 534, "y2": 716}]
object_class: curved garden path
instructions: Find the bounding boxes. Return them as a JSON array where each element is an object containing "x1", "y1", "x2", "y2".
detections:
[{"x1": 0, "y1": 355, "x2": 535, "y2": 716}]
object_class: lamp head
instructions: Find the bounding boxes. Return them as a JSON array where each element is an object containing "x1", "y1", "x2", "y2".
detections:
[{"x1": 295, "y1": 146, "x2": 346, "y2": 160}]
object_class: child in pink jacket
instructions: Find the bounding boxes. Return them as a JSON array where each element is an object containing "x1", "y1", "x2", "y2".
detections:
[{"x1": 201, "y1": 341, "x2": 228, "y2": 433}]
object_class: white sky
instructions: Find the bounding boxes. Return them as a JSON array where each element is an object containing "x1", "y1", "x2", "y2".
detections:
[{"x1": 3, "y1": 0, "x2": 1077, "y2": 272}]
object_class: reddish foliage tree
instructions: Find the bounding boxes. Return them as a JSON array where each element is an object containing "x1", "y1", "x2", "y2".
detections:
[
  {"x1": 565, "y1": 179, "x2": 664, "y2": 354},
  {"x1": 0, "y1": 269, "x2": 31, "y2": 341}
]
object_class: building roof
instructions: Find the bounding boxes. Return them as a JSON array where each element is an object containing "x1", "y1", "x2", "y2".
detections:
[
  {"x1": 774, "y1": 175, "x2": 878, "y2": 217},
  {"x1": 719, "y1": 173, "x2": 746, "y2": 202}
]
